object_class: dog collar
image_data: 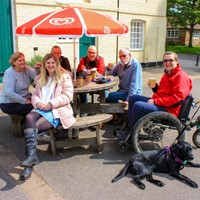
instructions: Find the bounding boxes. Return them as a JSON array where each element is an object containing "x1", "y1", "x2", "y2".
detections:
[{"x1": 165, "y1": 146, "x2": 187, "y2": 168}]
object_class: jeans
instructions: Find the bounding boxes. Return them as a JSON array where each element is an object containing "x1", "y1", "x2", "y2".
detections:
[
  {"x1": 106, "y1": 91, "x2": 128, "y2": 103},
  {"x1": 128, "y1": 94, "x2": 166, "y2": 129},
  {"x1": 79, "y1": 93, "x2": 88, "y2": 103}
]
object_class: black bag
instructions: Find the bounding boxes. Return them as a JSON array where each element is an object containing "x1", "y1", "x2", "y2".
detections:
[{"x1": 178, "y1": 94, "x2": 194, "y2": 120}]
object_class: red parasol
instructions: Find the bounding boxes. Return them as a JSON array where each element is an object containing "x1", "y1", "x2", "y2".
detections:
[{"x1": 16, "y1": 6, "x2": 129, "y2": 79}]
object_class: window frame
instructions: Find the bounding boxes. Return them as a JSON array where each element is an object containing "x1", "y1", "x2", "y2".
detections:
[
  {"x1": 167, "y1": 29, "x2": 179, "y2": 38},
  {"x1": 130, "y1": 20, "x2": 144, "y2": 51},
  {"x1": 193, "y1": 30, "x2": 200, "y2": 39}
]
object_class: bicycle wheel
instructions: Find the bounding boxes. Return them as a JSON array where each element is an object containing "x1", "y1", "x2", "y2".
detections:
[
  {"x1": 192, "y1": 129, "x2": 200, "y2": 148},
  {"x1": 132, "y1": 112, "x2": 183, "y2": 153}
]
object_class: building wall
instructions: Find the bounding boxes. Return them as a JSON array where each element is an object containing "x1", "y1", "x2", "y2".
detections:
[{"x1": 14, "y1": 0, "x2": 166, "y2": 67}]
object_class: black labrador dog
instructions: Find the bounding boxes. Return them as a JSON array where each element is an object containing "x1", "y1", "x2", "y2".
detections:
[{"x1": 112, "y1": 141, "x2": 200, "y2": 189}]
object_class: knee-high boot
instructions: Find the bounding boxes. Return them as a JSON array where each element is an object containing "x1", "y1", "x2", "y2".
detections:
[
  {"x1": 20, "y1": 166, "x2": 33, "y2": 180},
  {"x1": 20, "y1": 128, "x2": 39, "y2": 167}
]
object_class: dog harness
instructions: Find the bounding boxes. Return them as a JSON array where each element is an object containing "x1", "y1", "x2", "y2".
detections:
[{"x1": 165, "y1": 146, "x2": 187, "y2": 170}]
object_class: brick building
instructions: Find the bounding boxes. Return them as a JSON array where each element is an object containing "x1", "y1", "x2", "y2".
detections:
[{"x1": 166, "y1": 24, "x2": 200, "y2": 46}]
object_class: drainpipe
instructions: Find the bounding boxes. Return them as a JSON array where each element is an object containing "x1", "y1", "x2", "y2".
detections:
[
  {"x1": 11, "y1": 0, "x2": 17, "y2": 52},
  {"x1": 116, "y1": 0, "x2": 119, "y2": 63},
  {"x1": 155, "y1": 26, "x2": 159, "y2": 67}
]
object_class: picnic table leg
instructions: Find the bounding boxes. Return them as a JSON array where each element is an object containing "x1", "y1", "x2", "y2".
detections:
[
  {"x1": 73, "y1": 93, "x2": 78, "y2": 117},
  {"x1": 49, "y1": 129, "x2": 56, "y2": 157},
  {"x1": 10, "y1": 115, "x2": 23, "y2": 137},
  {"x1": 95, "y1": 125, "x2": 101, "y2": 152},
  {"x1": 99, "y1": 90, "x2": 105, "y2": 103}
]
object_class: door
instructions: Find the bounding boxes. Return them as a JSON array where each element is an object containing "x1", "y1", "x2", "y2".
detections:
[
  {"x1": 79, "y1": 34, "x2": 95, "y2": 59},
  {"x1": 0, "y1": 1, "x2": 13, "y2": 83}
]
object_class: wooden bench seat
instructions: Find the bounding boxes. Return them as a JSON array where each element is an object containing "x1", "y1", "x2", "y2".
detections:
[{"x1": 49, "y1": 114, "x2": 113, "y2": 156}]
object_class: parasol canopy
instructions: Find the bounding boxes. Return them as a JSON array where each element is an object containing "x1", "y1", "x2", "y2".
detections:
[{"x1": 16, "y1": 6, "x2": 129, "y2": 80}]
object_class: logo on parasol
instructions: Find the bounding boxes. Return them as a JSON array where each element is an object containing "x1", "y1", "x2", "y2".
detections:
[
  {"x1": 49, "y1": 18, "x2": 75, "y2": 25},
  {"x1": 103, "y1": 26, "x2": 111, "y2": 34}
]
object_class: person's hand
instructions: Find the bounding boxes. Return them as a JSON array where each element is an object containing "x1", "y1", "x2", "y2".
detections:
[
  {"x1": 123, "y1": 101, "x2": 128, "y2": 106},
  {"x1": 25, "y1": 98, "x2": 32, "y2": 104},
  {"x1": 36, "y1": 102, "x2": 46, "y2": 110},
  {"x1": 80, "y1": 65, "x2": 87, "y2": 71},
  {"x1": 34, "y1": 62, "x2": 42, "y2": 69},
  {"x1": 107, "y1": 63, "x2": 115, "y2": 70},
  {"x1": 123, "y1": 101, "x2": 129, "y2": 111},
  {"x1": 43, "y1": 102, "x2": 52, "y2": 111},
  {"x1": 147, "y1": 99, "x2": 155, "y2": 104}
]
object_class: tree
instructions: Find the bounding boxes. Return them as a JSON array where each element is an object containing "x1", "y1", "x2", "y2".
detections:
[{"x1": 167, "y1": 0, "x2": 200, "y2": 47}]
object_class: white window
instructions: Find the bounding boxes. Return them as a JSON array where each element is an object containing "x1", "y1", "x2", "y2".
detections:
[
  {"x1": 167, "y1": 30, "x2": 179, "y2": 38},
  {"x1": 130, "y1": 21, "x2": 144, "y2": 50},
  {"x1": 193, "y1": 31, "x2": 200, "y2": 38}
]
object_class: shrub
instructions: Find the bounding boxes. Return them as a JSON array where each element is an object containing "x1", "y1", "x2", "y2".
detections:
[
  {"x1": 26, "y1": 55, "x2": 43, "y2": 67},
  {"x1": 166, "y1": 45, "x2": 200, "y2": 54}
]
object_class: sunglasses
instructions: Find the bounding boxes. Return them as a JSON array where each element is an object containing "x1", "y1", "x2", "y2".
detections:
[
  {"x1": 119, "y1": 54, "x2": 127, "y2": 59},
  {"x1": 163, "y1": 59, "x2": 174, "y2": 63}
]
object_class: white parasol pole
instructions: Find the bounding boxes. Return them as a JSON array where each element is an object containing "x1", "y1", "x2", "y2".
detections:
[{"x1": 73, "y1": 38, "x2": 77, "y2": 81}]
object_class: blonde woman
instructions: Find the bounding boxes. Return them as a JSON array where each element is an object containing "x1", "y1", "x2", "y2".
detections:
[{"x1": 20, "y1": 53, "x2": 76, "y2": 180}]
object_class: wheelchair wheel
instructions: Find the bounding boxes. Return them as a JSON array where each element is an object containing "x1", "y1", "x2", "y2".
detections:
[
  {"x1": 132, "y1": 112, "x2": 183, "y2": 153},
  {"x1": 192, "y1": 129, "x2": 200, "y2": 148}
]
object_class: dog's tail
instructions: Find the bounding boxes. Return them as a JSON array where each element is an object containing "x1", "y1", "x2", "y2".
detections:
[{"x1": 111, "y1": 161, "x2": 131, "y2": 183}]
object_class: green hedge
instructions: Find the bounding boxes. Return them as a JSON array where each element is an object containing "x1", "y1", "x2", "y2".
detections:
[{"x1": 166, "y1": 45, "x2": 200, "y2": 55}]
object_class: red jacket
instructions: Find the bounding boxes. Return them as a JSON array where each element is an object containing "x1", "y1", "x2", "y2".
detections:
[
  {"x1": 77, "y1": 56, "x2": 105, "y2": 75},
  {"x1": 152, "y1": 64, "x2": 192, "y2": 117}
]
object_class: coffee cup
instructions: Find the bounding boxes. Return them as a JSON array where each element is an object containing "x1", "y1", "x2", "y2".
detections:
[
  {"x1": 86, "y1": 74, "x2": 92, "y2": 82},
  {"x1": 77, "y1": 76, "x2": 83, "y2": 86},
  {"x1": 92, "y1": 68, "x2": 97, "y2": 79},
  {"x1": 149, "y1": 78, "x2": 156, "y2": 88}
]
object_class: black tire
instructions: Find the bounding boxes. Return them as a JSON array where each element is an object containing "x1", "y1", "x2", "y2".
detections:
[
  {"x1": 132, "y1": 112, "x2": 183, "y2": 153},
  {"x1": 192, "y1": 129, "x2": 200, "y2": 148},
  {"x1": 118, "y1": 141, "x2": 130, "y2": 153}
]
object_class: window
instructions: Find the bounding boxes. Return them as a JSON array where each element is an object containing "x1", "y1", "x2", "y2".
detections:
[
  {"x1": 167, "y1": 30, "x2": 179, "y2": 38},
  {"x1": 193, "y1": 31, "x2": 200, "y2": 38},
  {"x1": 130, "y1": 21, "x2": 144, "y2": 50},
  {"x1": 56, "y1": 37, "x2": 79, "y2": 43}
]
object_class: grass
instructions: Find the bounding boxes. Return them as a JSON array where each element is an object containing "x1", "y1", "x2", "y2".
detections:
[{"x1": 166, "y1": 45, "x2": 200, "y2": 55}]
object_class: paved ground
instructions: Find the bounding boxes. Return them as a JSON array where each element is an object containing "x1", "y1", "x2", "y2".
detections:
[{"x1": 1, "y1": 54, "x2": 200, "y2": 200}]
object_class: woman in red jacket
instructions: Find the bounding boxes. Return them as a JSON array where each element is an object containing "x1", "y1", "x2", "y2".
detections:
[{"x1": 116, "y1": 51, "x2": 192, "y2": 140}]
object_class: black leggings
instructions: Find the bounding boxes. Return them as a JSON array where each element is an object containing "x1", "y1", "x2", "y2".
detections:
[{"x1": 25, "y1": 112, "x2": 53, "y2": 133}]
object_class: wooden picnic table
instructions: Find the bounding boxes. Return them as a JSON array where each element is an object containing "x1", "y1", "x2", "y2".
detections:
[{"x1": 72, "y1": 76, "x2": 119, "y2": 116}]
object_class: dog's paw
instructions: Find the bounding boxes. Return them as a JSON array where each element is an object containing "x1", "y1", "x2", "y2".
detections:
[
  {"x1": 139, "y1": 183, "x2": 146, "y2": 190},
  {"x1": 158, "y1": 181, "x2": 165, "y2": 187},
  {"x1": 190, "y1": 182, "x2": 198, "y2": 188}
]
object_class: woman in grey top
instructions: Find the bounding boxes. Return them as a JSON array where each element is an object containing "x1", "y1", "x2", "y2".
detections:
[{"x1": 0, "y1": 52, "x2": 37, "y2": 115}]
